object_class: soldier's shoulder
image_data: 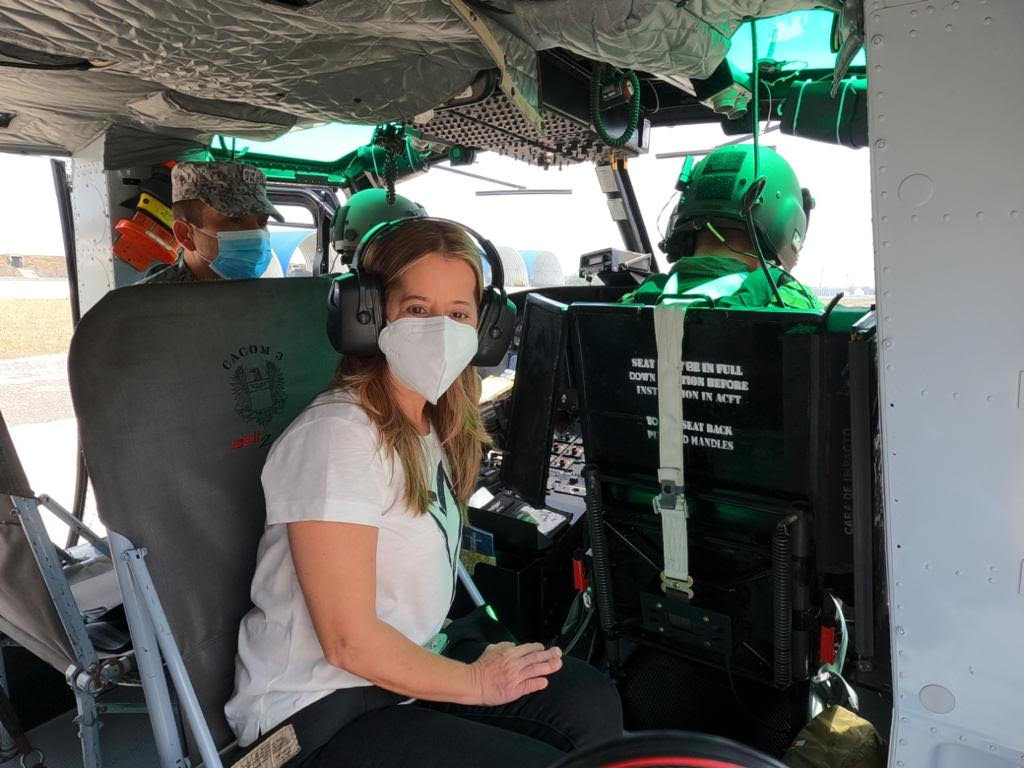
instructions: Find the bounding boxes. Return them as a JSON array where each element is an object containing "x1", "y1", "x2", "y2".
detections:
[{"x1": 142, "y1": 260, "x2": 197, "y2": 284}]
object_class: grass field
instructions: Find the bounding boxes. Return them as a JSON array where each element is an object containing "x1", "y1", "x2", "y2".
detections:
[{"x1": 0, "y1": 299, "x2": 73, "y2": 358}]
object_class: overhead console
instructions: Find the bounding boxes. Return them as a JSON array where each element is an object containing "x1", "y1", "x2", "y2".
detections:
[
  {"x1": 415, "y1": 54, "x2": 652, "y2": 167},
  {"x1": 719, "y1": 75, "x2": 868, "y2": 150}
]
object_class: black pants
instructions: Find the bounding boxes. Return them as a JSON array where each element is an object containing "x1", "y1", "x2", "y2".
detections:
[{"x1": 298, "y1": 657, "x2": 622, "y2": 767}]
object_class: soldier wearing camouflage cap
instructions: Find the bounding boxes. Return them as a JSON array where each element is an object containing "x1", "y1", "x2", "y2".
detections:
[{"x1": 145, "y1": 162, "x2": 283, "y2": 283}]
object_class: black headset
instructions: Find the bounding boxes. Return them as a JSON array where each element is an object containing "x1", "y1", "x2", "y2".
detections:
[{"x1": 327, "y1": 217, "x2": 516, "y2": 367}]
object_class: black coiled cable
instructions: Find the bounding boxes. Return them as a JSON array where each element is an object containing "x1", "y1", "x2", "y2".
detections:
[
  {"x1": 371, "y1": 124, "x2": 405, "y2": 204},
  {"x1": 590, "y1": 63, "x2": 642, "y2": 148},
  {"x1": 583, "y1": 464, "x2": 620, "y2": 670},
  {"x1": 771, "y1": 514, "x2": 798, "y2": 689}
]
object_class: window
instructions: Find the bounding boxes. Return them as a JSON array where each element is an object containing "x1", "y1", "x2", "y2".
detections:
[
  {"x1": 213, "y1": 123, "x2": 375, "y2": 164},
  {"x1": 396, "y1": 152, "x2": 621, "y2": 285},
  {"x1": 0, "y1": 153, "x2": 100, "y2": 542},
  {"x1": 726, "y1": 10, "x2": 866, "y2": 74},
  {"x1": 268, "y1": 202, "x2": 318, "y2": 277},
  {"x1": 628, "y1": 124, "x2": 875, "y2": 299},
  {"x1": 395, "y1": 126, "x2": 873, "y2": 299}
]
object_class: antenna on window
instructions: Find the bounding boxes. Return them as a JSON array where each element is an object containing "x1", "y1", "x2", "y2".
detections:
[
  {"x1": 749, "y1": 16, "x2": 761, "y2": 180},
  {"x1": 766, "y1": 26, "x2": 778, "y2": 62}
]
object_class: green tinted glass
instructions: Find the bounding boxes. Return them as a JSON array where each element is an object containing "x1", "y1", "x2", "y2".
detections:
[
  {"x1": 212, "y1": 123, "x2": 375, "y2": 164},
  {"x1": 209, "y1": 123, "x2": 428, "y2": 187},
  {"x1": 726, "y1": 10, "x2": 866, "y2": 72}
]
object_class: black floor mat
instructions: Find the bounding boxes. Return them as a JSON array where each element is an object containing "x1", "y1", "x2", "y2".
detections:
[
  {"x1": 618, "y1": 646, "x2": 802, "y2": 758},
  {"x1": 2, "y1": 646, "x2": 73, "y2": 731}
]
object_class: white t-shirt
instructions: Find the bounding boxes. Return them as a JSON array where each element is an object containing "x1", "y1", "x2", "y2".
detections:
[{"x1": 224, "y1": 394, "x2": 462, "y2": 747}]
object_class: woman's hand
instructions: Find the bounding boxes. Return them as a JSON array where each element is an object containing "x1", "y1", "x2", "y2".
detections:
[{"x1": 469, "y1": 642, "x2": 563, "y2": 706}]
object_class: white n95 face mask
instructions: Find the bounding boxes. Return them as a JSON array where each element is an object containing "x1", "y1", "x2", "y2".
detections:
[{"x1": 378, "y1": 316, "x2": 479, "y2": 404}]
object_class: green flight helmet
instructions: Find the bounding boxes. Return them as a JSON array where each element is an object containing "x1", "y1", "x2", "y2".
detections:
[
  {"x1": 332, "y1": 188, "x2": 427, "y2": 264},
  {"x1": 662, "y1": 145, "x2": 813, "y2": 271}
]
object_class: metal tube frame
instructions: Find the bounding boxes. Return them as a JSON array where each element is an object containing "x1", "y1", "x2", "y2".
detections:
[
  {"x1": 9, "y1": 493, "x2": 172, "y2": 768},
  {"x1": 51, "y1": 156, "x2": 91, "y2": 551},
  {"x1": 13, "y1": 494, "x2": 104, "y2": 768},
  {"x1": 107, "y1": 531, "x2": 190, "y2": 768},
  {"x1": 97, "y1": 702, "x2": 149, "y2": 716},
  {"x1": 13, "y1": 496, "x2": 99, "y2": 672},
  {"x1": 109, "y1": 531, "x2": 222, "y2": 768},
  {"x1": 71, "y1": 679, "x2": 103, "y2": 768},
  {"x1": 848, "y1": 326, "x2": 876, "y2": 670},
  {"x1": 36, "y1": 495, "x2": 110, "y2": 557},
  {"x1": 456, "y1": 561, "x2": 486, "y2": 608},
  {"x1": 594, "y1": 161, "x2": 655, "y2": 263}
]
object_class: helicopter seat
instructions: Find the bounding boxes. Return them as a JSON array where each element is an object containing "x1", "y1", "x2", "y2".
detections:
[
  {"x1": 0, "y1": 408, "x2": 138, "y2": 768},
  {"x1": 68, "y1": 277, "x2": 339, "y2": 766},
  {"x1": 566, "y1": 299, "x2": 865, "y2": 745}
]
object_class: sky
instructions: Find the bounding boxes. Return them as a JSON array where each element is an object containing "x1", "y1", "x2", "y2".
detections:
[
  {"x1": 0, "y1": 124, "x2": 876, "y2": 290},
  {"x1": 0, "y1": 154, "x2": 66, "y2": 257},
  {"x1": 397, "y1": 124, "x2": 876, "y2": 289}
]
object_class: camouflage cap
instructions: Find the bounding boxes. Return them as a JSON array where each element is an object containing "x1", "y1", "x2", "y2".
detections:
[{"x1": 171, "y1": 162, "x2": 283, "y2": 222}]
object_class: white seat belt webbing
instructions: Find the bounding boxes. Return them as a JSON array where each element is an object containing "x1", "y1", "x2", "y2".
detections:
[{"x1": 653, "y1": 300, "x2": 694, "y2": 597}]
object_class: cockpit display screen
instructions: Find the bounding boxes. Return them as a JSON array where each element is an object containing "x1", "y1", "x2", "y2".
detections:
[{"x1": 501, "y1": 294, "x2": 570, "y2": 507}]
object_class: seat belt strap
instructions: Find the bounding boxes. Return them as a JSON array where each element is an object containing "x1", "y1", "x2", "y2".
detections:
[{"x1": 653, "y1": 299, "x2": 694, "y2": 598}]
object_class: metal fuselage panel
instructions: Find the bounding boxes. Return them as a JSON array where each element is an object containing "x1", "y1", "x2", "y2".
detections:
[{"x1": 869, "y1": 0, "x2": 1024, "y2": 764}]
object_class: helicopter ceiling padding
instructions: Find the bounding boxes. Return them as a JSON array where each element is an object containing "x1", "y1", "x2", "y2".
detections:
[{"x1": 0, "y1": 0, "x2": 825, "y2": 156}]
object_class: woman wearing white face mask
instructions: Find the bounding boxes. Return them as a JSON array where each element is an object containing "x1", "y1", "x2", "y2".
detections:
[{"x1": 225, "y1": 219, "x2": 622, "y2": 767}]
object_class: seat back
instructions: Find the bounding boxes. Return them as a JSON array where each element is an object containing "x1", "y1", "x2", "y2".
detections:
[
  {"x1": 68, "y1": 278, "x2": 338, "y2": 750},
  {"x1": 567, "y1": 302, "x2": 869, "y2": 686},
  {"x1": 569, "y1": 302, "x2": 868, "y2": 575},
  {"x1": 569, "y1": 303, "x2": 824, "y2": 499}
]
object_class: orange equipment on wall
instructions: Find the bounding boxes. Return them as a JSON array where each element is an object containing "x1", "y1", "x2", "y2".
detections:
[{"x1": 113, "y1": 162, "x2": 179, "y2": 271}]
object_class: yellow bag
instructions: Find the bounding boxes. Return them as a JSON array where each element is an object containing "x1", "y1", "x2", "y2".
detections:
[{"x1": 783, "y1": 705, "x2": 886, "y2": 768}]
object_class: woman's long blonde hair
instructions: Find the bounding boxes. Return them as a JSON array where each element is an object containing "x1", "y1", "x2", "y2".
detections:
[{"x1": 332, "y1": 219, "x2": 492, "y2": 515}]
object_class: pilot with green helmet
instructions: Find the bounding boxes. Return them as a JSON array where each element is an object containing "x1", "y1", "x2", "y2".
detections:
[
  {"x1": 330, "y1": 188, "x2": 427, "y2": 269},
  {"x1": 623, "y1": 145, "x2": 823, "y2": 310}
]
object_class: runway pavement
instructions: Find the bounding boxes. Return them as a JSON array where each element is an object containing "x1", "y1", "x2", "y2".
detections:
[{"x1": 0, "y1": 352, "x2": 101, "y2": 539}]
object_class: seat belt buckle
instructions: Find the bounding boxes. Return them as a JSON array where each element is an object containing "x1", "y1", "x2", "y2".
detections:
[
  {"x1": 425, "y1": 632, "x2": 449, "y2": 655},
  {"x1": 653, "y1": 480, "x2": 688, "y2": 517},
  {"x1": 660, "y1": 573, "x2": 695, "y2": 600},
  {"x1": 653, "y1": 486, "x2": 694, "y2": 599},
  {"x1": 655, "y1": 476, "x2": 684, "y2": 511}
]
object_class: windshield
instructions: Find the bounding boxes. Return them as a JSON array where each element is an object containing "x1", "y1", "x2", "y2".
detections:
[
  {"x1": 396, "y1": 157, "x2": 621, "y2": 285},
  {"x1": 396, "y1": 126, "x2": 874, "y2": 299}
]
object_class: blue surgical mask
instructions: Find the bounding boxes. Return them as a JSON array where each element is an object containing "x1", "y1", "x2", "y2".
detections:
[{"x1": 194, "y1": 227, "x2": 273, "y2": 280}]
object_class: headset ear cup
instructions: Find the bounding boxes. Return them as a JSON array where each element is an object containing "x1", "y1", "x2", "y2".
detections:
[
  {"x1": 332, "y1": 215, "x2": 512, "y2": 362},
  {"x1": 471, "y1": 288, "x2": 516, "y2": 367},
  {"x1": 327, "y1": 270, "x2": 385, "y2": 356},
  {"x1": 361, "y1": 271, "x2": 386, "y2": 347},
  {"x1": 802, "y1": 188, "x2": 815, "y2": 228},
  {"x1": 326, "y1": 277, "x2": 344, "y2": 353}
]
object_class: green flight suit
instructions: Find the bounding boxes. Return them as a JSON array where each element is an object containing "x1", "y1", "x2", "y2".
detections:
[{"x1": 621, "y1": 255, "x2": 824, "y2": 311}]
